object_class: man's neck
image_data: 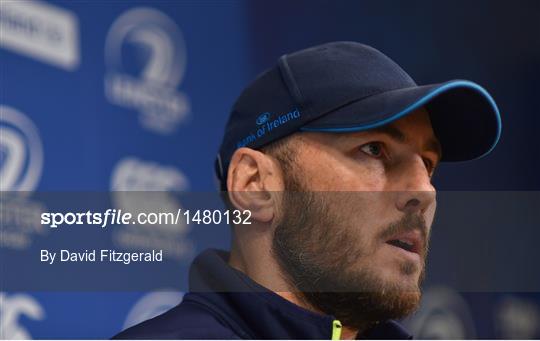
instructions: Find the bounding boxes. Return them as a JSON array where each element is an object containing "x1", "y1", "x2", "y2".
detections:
[
  {"x1": 229, "y1": 247, "x2": 362, "y2": 339},
  {"x1": 276, "y1": 291, "x2": 360, "y2": 339}
]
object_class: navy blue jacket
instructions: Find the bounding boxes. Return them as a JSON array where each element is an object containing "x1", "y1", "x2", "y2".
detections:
[{"x1": 113, "y1": 249, "x2": 412, "y2": 339}]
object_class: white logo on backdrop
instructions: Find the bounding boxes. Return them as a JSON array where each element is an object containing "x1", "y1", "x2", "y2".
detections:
[
  {"x1": 0, "y1": 105, "x2": 47, "y2": 250},
  {"x1": 123, "y1": 291, "x2": 184, "y2": 330},
  {"x1": 0, "y1": 0, "x2": 79, "y2": 70},
  {"x1": 0, "y1": 292, "x2": 45, "y2": 340},
  {"x1": 110, "y1": 157, "x2": 194, "y2": 260},
  {"x1": 406, "y1": 286, "x2": 476, "y2": 339},
  {"x1": 495, "y1": 295, "x2": 540, "y2": 339},
  {"x1": 0, "y1": 105, "x2": 43, "y2": 192},
  {"x1": 104, "y1": 7, "x2": 190, "y2": 134}
]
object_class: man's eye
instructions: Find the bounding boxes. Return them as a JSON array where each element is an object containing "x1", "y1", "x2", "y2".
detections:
[
  {"x1": 360, "y1": 142, "x2": 385, "y2": 158},
  {"x1": 424, "y1": 158, "x2": 436, "y2": 177}
]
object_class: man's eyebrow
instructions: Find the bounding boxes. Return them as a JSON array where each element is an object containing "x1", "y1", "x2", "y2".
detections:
[
  {"x1": 370, "y1": 124, "x2": 443, "y2": 161},
  {"x1": 370, "y1": 124, "x2": 406, "y2": 143}
]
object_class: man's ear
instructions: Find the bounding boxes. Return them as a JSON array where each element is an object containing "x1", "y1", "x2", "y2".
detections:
[{"x1": 226, "y1": 148, "x2": 284, "y2": 223}]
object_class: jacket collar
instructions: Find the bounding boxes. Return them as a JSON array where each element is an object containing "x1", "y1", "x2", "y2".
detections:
[{"x1": 185, "y1": 249, "x2": 412, "y2": 339}]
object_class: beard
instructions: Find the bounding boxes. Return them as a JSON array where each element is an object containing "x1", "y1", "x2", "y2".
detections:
[{"x1": 271, "y1": 176, "x2": 429, "y2": 330}]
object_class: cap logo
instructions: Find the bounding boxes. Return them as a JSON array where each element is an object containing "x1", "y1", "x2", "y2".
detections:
[
  {"x1": 256, "y1": 112, "x2": 271, "y2": 125},
  {"x1": 236, "y1": 108, "x2": 301, "y2": 149}
]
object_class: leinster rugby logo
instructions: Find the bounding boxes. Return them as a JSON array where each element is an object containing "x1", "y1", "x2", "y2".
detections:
[
  {"x1": 0, "y1": 105, "x2": 43, "y2": 192},
  {"x1": 407, "y1": 286, "x2": 476, "y2": 339},
  {"x1": 110, "y1": 157, "x2": 194, "y2": 260},
  {"x1": 104, "y1": 7, "x2": 190, "y2": 135},
  {"x1": 0, "y1": 105, "x2": 47, "y2": 251}
]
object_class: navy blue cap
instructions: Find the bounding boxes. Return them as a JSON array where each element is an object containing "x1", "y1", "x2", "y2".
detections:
[{"x1": 215, "y1": 41, "x2": 501, "y2": 187}]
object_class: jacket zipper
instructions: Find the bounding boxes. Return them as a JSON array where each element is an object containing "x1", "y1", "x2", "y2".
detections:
[{"x1": 331, "y1": 319, "x2": 342, "y2": 340}]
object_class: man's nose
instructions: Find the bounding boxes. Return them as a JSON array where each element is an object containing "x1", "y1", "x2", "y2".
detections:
[{"x1": 394, "y1": 157, "x2": 436, "y2": 214}]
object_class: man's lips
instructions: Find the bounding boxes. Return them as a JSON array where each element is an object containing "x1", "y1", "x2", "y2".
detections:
[{"x1": 385, "y1": 230, "x2": 424, "y2": 255}]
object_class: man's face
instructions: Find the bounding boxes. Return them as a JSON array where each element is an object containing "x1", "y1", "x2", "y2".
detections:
[{"x1": 271, "y1": 108, "x2": 440, "y2": 327}]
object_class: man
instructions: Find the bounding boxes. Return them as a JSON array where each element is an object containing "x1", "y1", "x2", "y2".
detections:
[{"x1": 114, "y1": 42, "x2": 501, "y2": 339}]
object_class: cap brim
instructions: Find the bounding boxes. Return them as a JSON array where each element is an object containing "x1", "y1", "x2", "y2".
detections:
[{"x1": 301, "y1": 80, "x2": 501, "y2": 161}]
